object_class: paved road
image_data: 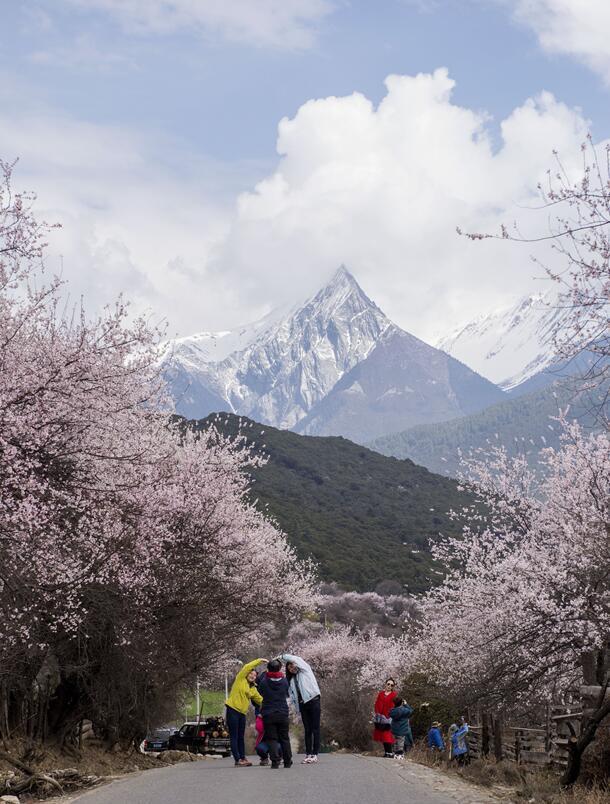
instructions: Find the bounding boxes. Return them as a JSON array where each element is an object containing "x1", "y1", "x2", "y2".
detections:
[{"x1": 68, "y1": 754, "x2": 501, "y2": 804}]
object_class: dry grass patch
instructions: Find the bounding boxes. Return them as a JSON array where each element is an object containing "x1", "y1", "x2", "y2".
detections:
[{"x1": 408, "y1": 742, "x2": 610, "y2": 804}]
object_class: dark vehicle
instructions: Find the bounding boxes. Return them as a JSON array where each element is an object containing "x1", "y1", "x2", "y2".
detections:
[
  {"x1": 143, "y1": 727, "x2": 177, "y2": 752},
  {"x1": 168, "y1": 717, "x2": 231, "y2": 757}
]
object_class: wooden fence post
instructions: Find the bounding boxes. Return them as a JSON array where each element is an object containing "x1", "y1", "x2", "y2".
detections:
[
  {"x1": 493, "y1": 714, "x2": 504, "y2": 761},
  {"x1": 481, "y1": 711, "x2": 490, "y2": 757}
]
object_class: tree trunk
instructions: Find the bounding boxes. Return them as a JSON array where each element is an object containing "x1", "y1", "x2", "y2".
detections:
[
  {"x1": 561, "y1": 685, "x2": 610, "y2": 787},
  {"x1": 481, "y1": 711, "x2": 490, "y2": 757}
]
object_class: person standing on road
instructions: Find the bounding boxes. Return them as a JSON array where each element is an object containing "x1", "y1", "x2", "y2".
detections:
[
  {"x1": 373, "y1": 678, "x2": 397, "y2": 757},
  {"x1": 389, "y1": 695, "x2": 414, "y2": 758},
  {"x1": 281, "y1": 652, "x2": 322, "y2": 764},
  {"x1": 257, "y1": 659, "x2": 293, "y2": 769},
  {"x1": 225, "y1": 658, "x2": 265, "y2": 767}
]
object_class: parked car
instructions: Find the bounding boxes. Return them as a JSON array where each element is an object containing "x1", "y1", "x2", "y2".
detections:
[
  {"x1": 143, "y1": 727, "x2": 178, "y2": 752},
  {"x1": 168, "y1": 717, "x2": 231, "y2": 757}
]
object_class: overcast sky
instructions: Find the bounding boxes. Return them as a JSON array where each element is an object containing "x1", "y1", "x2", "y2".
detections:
[{"x1": 1, "y1": 0, "x2": 609, "y2": 342}]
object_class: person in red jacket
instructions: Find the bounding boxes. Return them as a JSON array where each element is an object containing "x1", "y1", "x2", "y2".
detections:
[{"x1": 373, "y1": 678, "x2": 398, "y2": 757}]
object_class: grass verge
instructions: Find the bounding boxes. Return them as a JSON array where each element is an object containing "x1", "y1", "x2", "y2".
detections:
[{"x1": 408, "y1": 742, "x2": 610, "y2": 803}]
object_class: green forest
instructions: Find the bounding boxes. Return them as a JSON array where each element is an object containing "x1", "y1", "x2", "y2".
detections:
[
  {"x1": 188, "y1": 413, "x2": 472, "y2": 592},
  {"x1": 369, "y1": 379, "x2": 602, "y2": 476}
]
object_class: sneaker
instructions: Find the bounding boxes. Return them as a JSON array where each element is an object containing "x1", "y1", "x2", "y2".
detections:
[
  {"x1": 259, "y1": 758, "x2": 269, "y2": 766},
  {"x1": 270, "y1": 762, "x2": 280, "y2": 769},
  {"x1": 308, "y1": 755, "x2": 318, "y2": 763},
  {"x1": 236, "y1": 758, "x2": 252, "y2": 767},
  {"x1": 301, "y1": 755, "x2": 312, "y2": 764},
  {"x1": 394, "y1": 753, "x2": 404, "y2": 760},
  {"x1": 283, "y1": 761, "x2": 293, "y2": 768}
]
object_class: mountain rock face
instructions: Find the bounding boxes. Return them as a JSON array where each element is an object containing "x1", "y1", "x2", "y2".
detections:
[
  {"x1": 163, "y1": 267, "x2": 391, "y2": 428},
  {"x1": 436, "y1": 293, "x2": 563, "y2": 390},
  {"x1": 161, "y1": 266, "x2": 505, "y2": 441},
  {"x1": 295, "y1": 326, "x2": 505, "y2": 443}
]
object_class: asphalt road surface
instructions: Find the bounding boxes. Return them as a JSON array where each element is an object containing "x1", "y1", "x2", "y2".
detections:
[{"x1": 69, "y1": 754, "x2": 500, "y2": 804}]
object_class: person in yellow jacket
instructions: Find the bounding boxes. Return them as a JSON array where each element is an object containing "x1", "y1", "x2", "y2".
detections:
[{"x1": 225, "y1": 658, "x2": 266, "y2": 766}]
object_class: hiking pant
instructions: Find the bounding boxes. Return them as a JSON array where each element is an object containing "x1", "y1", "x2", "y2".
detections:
[
  {"x1": 393, "y1": 735, "x2": 405, "y2": 755},
  {"x1": 225, "y1": 706, "x2": 246, "y2": 762},
  {"x1": 263, "y1": 713, "x2": 292, "y2": 766},
  {"x1": 299, "y1": 696, "x2": 321, "y2": 755}
]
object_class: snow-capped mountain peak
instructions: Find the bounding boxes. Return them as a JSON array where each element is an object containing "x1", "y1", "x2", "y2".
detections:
[
  {"x1": 436, "y1": 292, "x2": 562, "y2": 388},
  {"x1": 162, "y1": 266, "x2": 392, "y2": 427},
  {"x1": 161, "y1": 266, "x2": 507, "y2": 441}
]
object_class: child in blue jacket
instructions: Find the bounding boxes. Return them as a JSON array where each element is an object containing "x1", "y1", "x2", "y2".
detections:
[
  {"x1": 427, "y1": 721, "x2": 445, "y2": 752},
  {"x1": 389, "y1": 696, "x2": 414, "y2": 758}
]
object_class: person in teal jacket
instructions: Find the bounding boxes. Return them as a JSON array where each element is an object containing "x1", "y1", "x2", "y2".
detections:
[{"x1": 389, "y1": 697, "x2": 414, "y2": 758}]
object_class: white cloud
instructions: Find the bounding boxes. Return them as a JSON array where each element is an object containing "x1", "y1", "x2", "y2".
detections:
[
  {"x1": 212, "y1": 68, "x2": 594, "y2": 342},
  {"x1": 0, "y1": 83, "x2": 249, "y2": 336},
  {"x1": 0, "y1": 69, "x2": 599, "y2": 344},
  {"x1": 508, "y1": 0, "x2": 610, "y2": 85},
  {"x1": 61, "y1": 0, "x2": 336, "y2": 49}
]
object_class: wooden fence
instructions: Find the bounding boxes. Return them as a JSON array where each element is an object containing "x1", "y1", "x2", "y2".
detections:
[{"x1": 466, "y1": 706, "x2": 582, "y2": 769}]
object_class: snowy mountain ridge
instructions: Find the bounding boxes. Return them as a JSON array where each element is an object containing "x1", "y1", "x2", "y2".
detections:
[
  {"x1": 436, "y1": 292, "x2": 563, "y2": 389},
  {"x1": 160, "y1": 266, "x2": 510, "y2": 442},
  {"x1": 162, "y1": 266, "x2": 392, "y2": 428}
]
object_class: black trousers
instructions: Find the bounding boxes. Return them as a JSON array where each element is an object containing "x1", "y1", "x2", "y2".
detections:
[
  {"x1": 299, "y1": 696, "x2": 321, "y2": 755},
  {"x1": 263, "y1": 713, "x2": 292, "y2": 766}
]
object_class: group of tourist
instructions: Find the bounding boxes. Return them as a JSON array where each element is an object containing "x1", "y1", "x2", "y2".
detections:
[
  {"x1": 373, "y1": 676, "x2": 470, "y2": 763},
  {"x1": 225, "y1": 662, "x2": 469, "y2": 768},
  {"x1": 224, "y1": 653, "x2": 321, "y2": 769}
]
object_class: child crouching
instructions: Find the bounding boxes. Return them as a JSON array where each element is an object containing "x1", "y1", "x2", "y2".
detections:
[{"x1": 254, "y1": 712, "x2": 281, "y2": 766}]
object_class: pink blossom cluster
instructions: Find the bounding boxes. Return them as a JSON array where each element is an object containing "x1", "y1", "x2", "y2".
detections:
[
  {"x1": 417, "y1": 418, "x2": 610, "y2": 706},
  {"x1": 293, "y1": 625, "x2": 412, "y2": 690}
]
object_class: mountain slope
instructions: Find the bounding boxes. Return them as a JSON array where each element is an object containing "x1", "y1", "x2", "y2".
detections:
[
  {"x1": 437, "y1": 293, "x2": 563, "y2": 389},
  {"x1": 368, "y1": 379, "x2": 601, "y2": 477},
  {"x1": 163, "y1": 266, "x2": 506, "y2": 441},
  {"x1": 164, "y1": 266, "x2": 391, "y2": 428},
  {"x1": 188, "y1": 413, "x2": 472, "y2": 593},
  {"x1": 295, "y1": 327, "x2": 506, "y2": 443}
]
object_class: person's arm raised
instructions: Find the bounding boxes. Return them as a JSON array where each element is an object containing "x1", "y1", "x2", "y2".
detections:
[
  {"x1": 280, "y1": 653, "x2": 312, "y2": 672},
  {"x1": 236, "y1": 658, "x2": 267, "y2": 679}
]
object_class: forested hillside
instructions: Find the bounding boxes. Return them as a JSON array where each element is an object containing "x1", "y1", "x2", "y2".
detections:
[
  {"x1": 188, "y1": 413, "x2": 471, "y2": 592},
  {"x1": 368, "y1": 380, "x2": 602, "y2": 476}
]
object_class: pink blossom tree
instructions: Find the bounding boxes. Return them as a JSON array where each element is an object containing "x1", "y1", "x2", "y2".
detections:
[
  {"x1": 287, "y1": 624, "x2": 412, "y2": 750},
  {"x1": 0, "y1": 160, "x2": 316, "y2": 749},
  {"x1": 418, "y1": 419, "x2": 610, "y2": 784}
]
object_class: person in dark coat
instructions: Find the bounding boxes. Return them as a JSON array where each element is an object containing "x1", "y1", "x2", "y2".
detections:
[
  {"x1": 389, "y1": 696, "x2": 414, "y2": 758},
  {"x1": 257, "y1": 660, "x2": 292, "y2": 769}
]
